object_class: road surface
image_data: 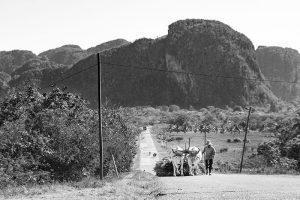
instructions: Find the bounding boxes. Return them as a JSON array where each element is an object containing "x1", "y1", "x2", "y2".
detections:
[
  {"x1": 138, "y1": 126, "x2": 159, "y2": 174},
  {"x1": 158, "y1": 168, "x2": 300, "y2": 200}
]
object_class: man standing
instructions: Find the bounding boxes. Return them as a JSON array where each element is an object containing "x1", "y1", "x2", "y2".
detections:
[{"x1": 202, "y1": 140, "x2": 216, "y2": 175}]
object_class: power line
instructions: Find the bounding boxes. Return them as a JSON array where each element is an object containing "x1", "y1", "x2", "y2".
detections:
[
  {"x1": 102, "y1": 61, "x2": 300, "y2": 85},
  {"x1": 25, "y1": 57, "x2": 300, "y2": 91}
]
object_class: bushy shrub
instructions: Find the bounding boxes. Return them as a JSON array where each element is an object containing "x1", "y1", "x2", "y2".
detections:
[
  {"x1": 245, "y1": 154, "x2": 298, "y2": 173},
  {"x1": 227, "y1": 139, "x2": 232, "y2": 143},
  {"x1": 233, "y1": 138, "x2": 242, "y2": 143},
  {"x1": 215, "y1": 161, "x2": 237, "y2": 173},
  {"x1": 283, "y1": 138, "x2": 300, "y2": 169},
  {"x1": 167, "y1": 113, "x2": 191, "y2": 132},
  {"x1": 199, "y1": 108, "x2": 207, "y2": 113},
  {"x1": 257, "y1": 141, "x2": 281, "y2": 165},
  {"x1": 160, "y1": 105, "x2": 169, "y2": 112},
  {"x1": 255, "y1": 113, "x2": 300, "y2": 171},
  {"x1": 166, "y1": 136, "x2": 184, "y2": 142},
  {"x1": 225, "y1": 105, "x2": 233, "y2": 112},
  {"x1": 189, "y1": 105, "x2": 195, "y2": 111},
  {"x1": 169, "y1": 105, "x2": 180, "y2": 112},
  {"x1": 202, "y1": 113, "x2": 218, "y2": 126},
  {"x1": 233, "y1": 106, "x2": 243, "y2": 112},
  {"x1": 0, "y1": 87, "x2": 138, "y2": 187},
  {"x1": 219, "y1": 147, "x2": 228, "y2": 153}
]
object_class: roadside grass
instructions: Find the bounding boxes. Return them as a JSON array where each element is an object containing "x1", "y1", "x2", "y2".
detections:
[
  {"x1": 0, "y1": 182, "x2": 69, "y2": 198},
  {"x1": 0, "y1": 171, "x2": 162, "y2": 200},
  {"x1": 240, "y1": 167, "x2": 300, "y2": 175}
]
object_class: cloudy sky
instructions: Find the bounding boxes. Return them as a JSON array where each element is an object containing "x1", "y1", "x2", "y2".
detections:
[{"x1": 0, "y1": 0, "x2": 299, "y2": 54}]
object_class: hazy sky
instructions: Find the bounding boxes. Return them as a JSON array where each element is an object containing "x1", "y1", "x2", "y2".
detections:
[{"x1": 0, "y1": 0, "x2": 299, "y2": 54}]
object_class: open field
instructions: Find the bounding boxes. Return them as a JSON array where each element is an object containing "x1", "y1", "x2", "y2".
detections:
[
  {"x1": 152, "y1": 124, "x2": 275, "y2": 172},
  {"x1": 163, "y1": 131, "x2": 270, "y2": 160}
]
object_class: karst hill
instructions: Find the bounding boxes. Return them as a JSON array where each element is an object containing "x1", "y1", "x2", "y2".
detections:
[
  {"x1": 59, "y1": 19, "x2": 277, "y2": 108},
  {"x1": 2, "y1": 39, "x2": 130, "y2": 93},
  {"x1": 5, "y1": 19, "x2": 300, "y2": 108},
  {"x1": 256, "y1": 46, "x2": 300, "y2": 101}
]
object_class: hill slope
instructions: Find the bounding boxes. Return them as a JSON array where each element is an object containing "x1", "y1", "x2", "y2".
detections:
[
  {"x1": 38, "y1": 45, "x2": 88, "y2": 66},
  {"x1": 87, "y1": 39, "x2": 130, "y2": 54},
  {"x1": 9, "y1": 58, "x2": 68, "y2": 89},
  {"x1": 59, "y1": 19, "x2": 277, "y2": 108},
  {"x1": 0, "y1": 50, "x2": 37, "y2": 74}
]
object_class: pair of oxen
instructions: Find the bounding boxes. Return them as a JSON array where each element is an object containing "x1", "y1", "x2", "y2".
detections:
[{"x1": 171, "y1": 146, "x2": 203, "y2": 176}]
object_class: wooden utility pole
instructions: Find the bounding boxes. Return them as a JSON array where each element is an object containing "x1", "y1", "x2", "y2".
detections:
[
  {"x1": 239, "y1": 107, "x2": 252, "y2": 173},
  {"x1": 97, "y1": 53, "x2": 103, "y2": 180}
]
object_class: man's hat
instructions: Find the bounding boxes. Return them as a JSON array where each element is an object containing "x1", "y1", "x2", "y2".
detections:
[{"x1": 206, "y1": 140, "x2": 212, "y2": 145}]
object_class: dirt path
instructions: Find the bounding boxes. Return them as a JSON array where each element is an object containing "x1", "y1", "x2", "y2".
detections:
[{"x1": 138, "y1": 126, "x2": 159, "y2": 174}]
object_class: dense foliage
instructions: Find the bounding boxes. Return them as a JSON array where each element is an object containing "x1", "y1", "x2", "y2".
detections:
[
  {"x1": 256, "y1": 114, "x2": 300, "y2": 171},
  {"x1": 0, "y1": 87, "x2": 138, "y2": 188}
]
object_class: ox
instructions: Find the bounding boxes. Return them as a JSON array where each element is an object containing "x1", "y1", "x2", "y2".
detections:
[
  {"x1": 171, "y1": 146, "x2": 185, "y2": 176},
  {"x1": 186, "y1": 146, "x2": 203, "y2": 176}
]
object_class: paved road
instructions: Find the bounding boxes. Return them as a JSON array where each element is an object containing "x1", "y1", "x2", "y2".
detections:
[
  {"x1": 158, "y1": 174, "x2": 300, "y2": 200},
  {"x1": 138, "y1": 126, "x2": 159, "y2": 174}
]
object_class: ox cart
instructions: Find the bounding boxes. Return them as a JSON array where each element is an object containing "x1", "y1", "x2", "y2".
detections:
[{"x1": 154, "y1": 146, "x2": 206, "y2": 176}]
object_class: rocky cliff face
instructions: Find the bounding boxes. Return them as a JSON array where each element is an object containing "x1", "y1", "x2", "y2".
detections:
[
  {"x1": 0, "y1": 50, "x2": 37, "y2": 74},
  {"x1": 256, "y1": 46, "x2": 300, "y2": 101},
  {"x1": 58, "y1": 19, "x2": 276, "y2": 108}
]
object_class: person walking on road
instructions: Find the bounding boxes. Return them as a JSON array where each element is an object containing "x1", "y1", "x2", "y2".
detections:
[{"x1": 202, "y1": 140, "x2": 216, "y2": 175}]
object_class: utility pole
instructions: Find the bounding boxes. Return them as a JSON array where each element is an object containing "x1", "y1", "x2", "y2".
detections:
[
  {"x1": 97, "y1": 53, "x2": 103, "y2": 180},
  {"x1": 239, "y1": 107, "x2": 252, "y2": 173}
]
